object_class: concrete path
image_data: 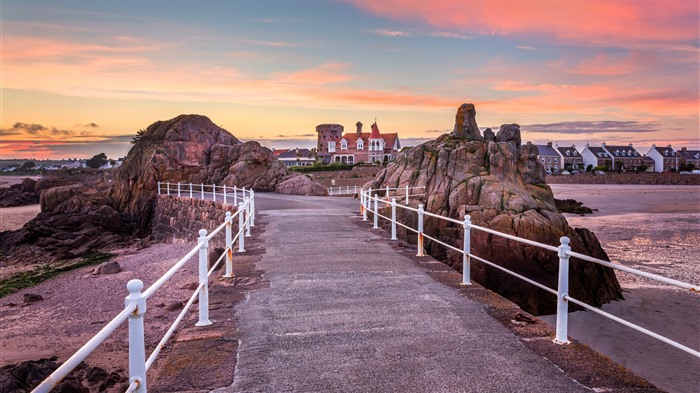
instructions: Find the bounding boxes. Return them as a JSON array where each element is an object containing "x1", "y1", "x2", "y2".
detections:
[{"x1": 217, "y1": 193, "x2": 586, "y2": 393}]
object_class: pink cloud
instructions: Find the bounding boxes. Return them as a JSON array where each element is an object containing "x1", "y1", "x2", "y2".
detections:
[
  {"x1": 352, "y1": 1, "x2": 699, "y2": 46},
  {"x1": 372, "y1": 28, "x2": 411, "y2": 37}
]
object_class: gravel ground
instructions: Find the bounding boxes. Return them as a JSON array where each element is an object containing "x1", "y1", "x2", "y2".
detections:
[{"x1": 0, "y1": 242, "x2": 206, "y2": 382}]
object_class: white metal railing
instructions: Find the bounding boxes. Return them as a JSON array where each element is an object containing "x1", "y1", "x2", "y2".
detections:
[
  {"x1": 33, "y1": 184, "x2": 255, "y2": 393},
  {"x1": 359, "y1": 188, "x2": 700, "y2": 358}
]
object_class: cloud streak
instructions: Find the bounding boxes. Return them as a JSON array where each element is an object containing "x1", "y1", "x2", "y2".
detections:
[
  {"x1": 352, "y1": 1, "x2": 700, "y2": 47},
  {"x1": 521, "y1": 121, "x2": 660, "y2": 135}
]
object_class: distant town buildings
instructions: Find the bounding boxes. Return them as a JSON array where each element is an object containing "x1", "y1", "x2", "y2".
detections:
[
  {"x1": 526, "y1": 141, "x2": 698, "y2": 172},
  {"x1": 645, "y1": 144, "x2": 700, "y2": 172},
  {"x1": 274, "y1": 148, "x2": 315, "y2": 167},
  {"x1": 315, "y1": 121, "x2": 401, "y2": 164}
]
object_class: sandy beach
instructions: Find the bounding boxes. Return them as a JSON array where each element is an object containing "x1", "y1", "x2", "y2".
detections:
[
  {"x1": 0, "y1": 204, "x2": 41, "y2": 232},
  {"x1": 548, "y1": 184, "x2": 700, "y2": 393}
]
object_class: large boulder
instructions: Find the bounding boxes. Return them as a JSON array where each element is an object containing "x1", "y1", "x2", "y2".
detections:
[
  {"x1": 276, "y1": 175, "x2": 329, "y2": 196},
  {"x1": 109, "y1": 114, "x2": 325, "y2": 236},
  {"x1": 450, "y1": 103, "x2": 483, "y2": 140},
  {"x1": 1, "y1": 184, "x2": 128, "y2": 263},
  {"x1": 367, "y1": 103, "x2": 622, "y2": 315},
  {"x1": 2, "y1": 114, "x2": 326, "y2": 265}
]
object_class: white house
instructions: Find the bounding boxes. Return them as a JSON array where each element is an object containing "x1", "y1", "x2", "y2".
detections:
[{"x1": 645, "y1": 144, "x2": 676, "y2": 172}]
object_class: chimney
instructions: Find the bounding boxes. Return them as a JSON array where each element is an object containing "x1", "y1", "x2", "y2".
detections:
[
  {"x1": 547, "y1": 142, "x2": 552, "y2": 147},
  {"x1": 356, "y1": 121, "x2": 363, "y2": 135},
  {"x1": 681, "y1": 147, "x2": 688, "y2": 152}
]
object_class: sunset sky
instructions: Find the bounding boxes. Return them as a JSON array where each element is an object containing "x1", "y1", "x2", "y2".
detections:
[{"x1": 2, "y1": 0, "x2": 699, "y2": 160}]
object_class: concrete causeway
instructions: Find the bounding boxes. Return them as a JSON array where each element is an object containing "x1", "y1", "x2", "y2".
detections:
[{"x1": 216, "y1": 193, "x2": 587, "y2": 392}]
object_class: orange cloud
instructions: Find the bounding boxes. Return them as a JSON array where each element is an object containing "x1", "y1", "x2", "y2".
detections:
[{"x1": 352, "y1": 1, "x2": 699, "y2": 46}]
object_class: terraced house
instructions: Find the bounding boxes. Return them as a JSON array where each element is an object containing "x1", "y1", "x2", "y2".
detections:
[
  {"x1": 315, "y1": 121, "x2": 401, "y2": 164},
  {"x1": 582, "y1": 142, "x2": 642, "y2": 170}
]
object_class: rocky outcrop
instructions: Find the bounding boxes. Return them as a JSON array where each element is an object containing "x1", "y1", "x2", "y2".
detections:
[
  {"x1": 0, "y1": 178, "x2": 39, "y2": 207},
  {"x1": 1, "y1": 184, "x2": 128, "y2": 263},
  {"x1": 276, "y1": 175, "x2": 328, "y2": 196},
  {"x1": 367, "y1": 103, "x2": 622, "y2": 315},
  {"x1": 2, "y1": 114, "x2": 325, "y2": 265},
  {"x1": 109, "y1": 114, "x2": 325, "y2": 236},
  {"x1": 450, "y1": 103, "x2": 482, "y2": 140}
]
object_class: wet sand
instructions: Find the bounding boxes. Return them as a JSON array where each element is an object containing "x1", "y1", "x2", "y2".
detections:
[{"x1": 547, "y1": 184, "x2": 700, "y2": 393}]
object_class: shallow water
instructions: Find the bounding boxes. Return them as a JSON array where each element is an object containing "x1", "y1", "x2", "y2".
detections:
[{"x1": 546, "y1": 185, "x2": 700, "y2": 393}]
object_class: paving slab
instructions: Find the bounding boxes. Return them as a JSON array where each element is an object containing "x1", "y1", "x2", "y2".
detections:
[{"x1": 216, "y1": 193, "x2": 587, "y2": 393}]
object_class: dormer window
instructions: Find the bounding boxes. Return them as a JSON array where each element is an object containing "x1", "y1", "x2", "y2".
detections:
[
  {"x1": 340, "y1": 140, "x2": 347, "y2": 150},
  {"x1": 566, "y1": 151, "x2": 570, "y2": 156},
  {"x1": 357, "y1": 140, "x2": 364, "y2": 150},
  {"x1": 615, "y1": 150, "x2": 620, "y2": 156},
  {"x1": 328, "y1": 141, "x2": 336, "y2": 153},
  {"x1": 621, "y1": 151, "x2": 626, "y2": 156}
]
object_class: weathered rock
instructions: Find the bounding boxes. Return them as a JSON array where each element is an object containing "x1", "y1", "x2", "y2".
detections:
[
  {"x1": 165, "y1": 302, "x2": 184, "y2": 311},
  {"x1": 275, "y1": 175, "x2": 329, "y2": 196},
  {"x1": 2, "y1": 114, "x2": 325, "y2": 265},
  {"x1": 367, "y1": 103, "x2": 622, "y2": 315},
  {"x1": 109, "y1": 114, "x2": 325, "y2": 236},
  {"x1": 92, "y1": 261, "x2": 121, "y2": 275},
  {"x1": 450, "y1": 103, "x2": 482, "y2": 140},
  {"x1": 0, "y1": 184, "x2": 128, "y2": 263},
  {"x1": 23, "y1": 293, "x2": 43, "y2": 304},
  {"x1": 0, "y1": 178, "x2": 39, "y2": 207},
  {"x1": 483, "y1": 127, "x2": 495, "y2": 142}
]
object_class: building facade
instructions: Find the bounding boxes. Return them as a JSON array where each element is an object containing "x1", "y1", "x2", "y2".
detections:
[
  {"x1": 581, "y1": 144, "x2": 612, "y2": 169},
  {"x1": 532, "y1": 142, "x2": 561, "y2": 172},
  {"x1": 555, "y1": 143, "x2": 584, "y2": 170},
  {"x1": 316, "y1": 121, "x2": 400, "y2": 164},
  {"x1": 645, "y1": 144, "x2": 677, "y2": 172},
  {"x1": 276, "y1": 148, "x2": 315, "y2": 167}
]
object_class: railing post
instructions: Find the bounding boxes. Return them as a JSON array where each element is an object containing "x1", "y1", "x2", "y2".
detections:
[
  {"x1": 417, "y1": 203, "x2": 425, "y2": 256},
  {"x1": 391, "y1": 198, "x2": 397, "y2": 240},
  {"x1": 329, "y1": 186, "x2": 332, "y2": 196},
  {"x1": 223, "y1": 184, "x2": 227, "y2": 204},
  {"x1": 373, "y1": 194, "x2": 379, "y2": 229},
  {"x1": 362, "y1": 189, "x2": 367, "y2": 221},
  {"x1": 189, "y1": 182, "x2": 193, "y2": 199},
  {"x1": 405, "y1": 185, "x2": 409, "y2": 205},
  {"x1": 177, "y1": 182, "x2": 181, "y2": 197},
  {"x1": 201, "y1": 183, "x2": 204, "y2": 199},
  {"x1": 234, "y1": 187, "x2": 238, "y2": 205},
  {"x1": 166, "y1": 181, "x2": 170, "y2": 195},
  {"x1": 125, "y1": 279, "x2": 147, "y2": 393},
  {"x1": 347, "y1": 185, "x2": 349, "y2": 194},
  {"x1": 354, "y1": 185, "x2": 357, "y2": 194},
  {"x1": 244, "y1": 197, "x2": 251, "y2": 237},
  {"x1": 224, "y1": 212, "x2": 234, "y2": 278},
  {"x1": 385, "y1": 186, "x2": 389, "y2": 199},
  {"x1": 554, "y1": 236, "x2": 571, "y2": 344},
  {"x1": 157, "y1": 181, "x2": 161, "y2": 195},
  {"x1": 196, "y1": 229, "x2": 212, "y2": 326},
  {"x1": 212, "y1": 184, "x2": 216, "y2": 202},
  {"x1": 237, "y1": 202, "x2": 246, "y2": 252},
  {"x1": 250, "y1": 190, "x2": 255, "y2": 227},
  {"x1": 462, "y1": 215, "x2": 471, "y2": 285}
]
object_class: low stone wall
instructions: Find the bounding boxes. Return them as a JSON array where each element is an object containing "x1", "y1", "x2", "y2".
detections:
[
  {"x1": 545, "y1": 173, "x2": 700, "y2": 185},
  {"x1": 152, "y1": 195, "x2": 236, "y2": 245}
]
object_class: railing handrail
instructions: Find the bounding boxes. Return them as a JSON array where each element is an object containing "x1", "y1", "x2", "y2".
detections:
[
  {"x1": 359, "y1": 189, "x2": 700, "y2": 358},
  {"x1": 34, "y1": 183, "x2": 255, "y2": 393}
]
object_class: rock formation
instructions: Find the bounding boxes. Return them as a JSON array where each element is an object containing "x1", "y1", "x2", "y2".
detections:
[
  {"x1": 1, "y1": 114, "x2": 326, "y2": 265},
  {"x1": 109, "y1": 114, "x2": 326, "y2": 235},
  {"x1": 367, "y1": 103, "x2": 622, "y2": 315}
]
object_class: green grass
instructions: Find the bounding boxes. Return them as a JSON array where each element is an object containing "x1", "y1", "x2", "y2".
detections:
[{"x1": 0, "y1": 252, "x2": 114, "y2": 298}]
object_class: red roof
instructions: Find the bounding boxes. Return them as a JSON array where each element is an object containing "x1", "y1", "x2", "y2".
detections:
[
  {"x1": 272, "y1": 149, "x2": 290, "y2": 157},
  {"x1": 369, "y1": 122, "x2": 381, "y2": 139}
]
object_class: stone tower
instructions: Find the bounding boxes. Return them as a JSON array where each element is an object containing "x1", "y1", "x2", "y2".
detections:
[{"x1": 316, "y1": 123, "x2": 344, "y2": 163}]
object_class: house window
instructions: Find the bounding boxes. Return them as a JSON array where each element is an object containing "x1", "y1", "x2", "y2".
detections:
[
  {"x1": 340, "y1": 140, "x2": 347, "y2": 150},
  {"x1": 328, "y1": 142, "x2": 336, "y2": 153},
  {"x1": 357, "y1": 140, "x2": 364, "y2": 150}
]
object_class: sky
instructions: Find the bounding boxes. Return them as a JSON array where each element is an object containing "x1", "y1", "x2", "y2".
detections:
[{"x1": 1, "y1": 0, "x2": 699, "y2": 160}]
